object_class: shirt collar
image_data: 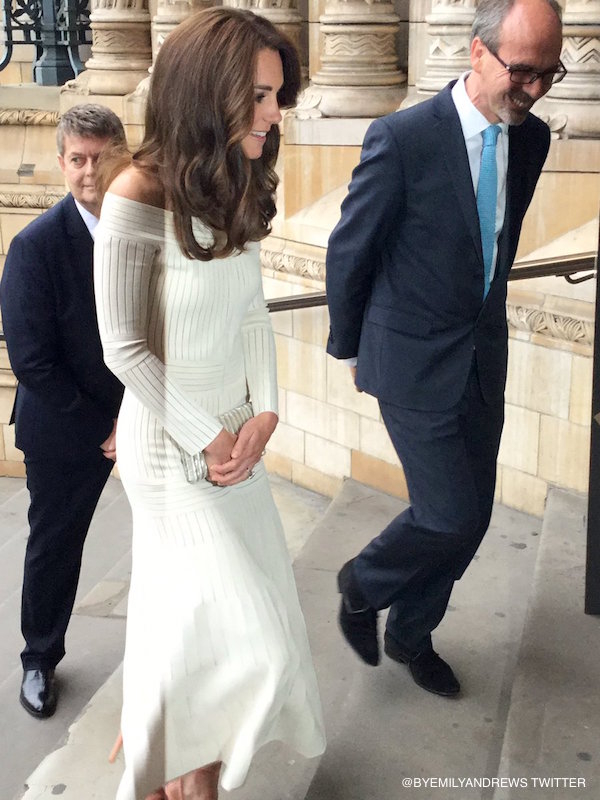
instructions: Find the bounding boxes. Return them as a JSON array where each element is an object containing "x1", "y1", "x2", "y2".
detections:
[
  {"x1": 452, "y1": 72, "x2": 509, "y2": 142},
  {"x1": 73, "y1": 198, "x2": 99, "y2": 239}
]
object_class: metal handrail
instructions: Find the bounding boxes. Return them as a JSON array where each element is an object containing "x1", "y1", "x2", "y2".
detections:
[
  {"x1": 265, "y1": 251, "x2": 598, "y2": 313},
  {"x1": 0, "y1": 253, "x2": 597, "y2": 338}
]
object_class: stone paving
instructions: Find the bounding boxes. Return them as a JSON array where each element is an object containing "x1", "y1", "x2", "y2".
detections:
[{"x1": 1, "y1": 475, "x2": 598, "y2": 800}]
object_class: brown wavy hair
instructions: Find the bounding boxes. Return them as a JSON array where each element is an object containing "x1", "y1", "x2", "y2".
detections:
[{"x1": 133, "y1": 7, "x2": 300, "y2": 260}]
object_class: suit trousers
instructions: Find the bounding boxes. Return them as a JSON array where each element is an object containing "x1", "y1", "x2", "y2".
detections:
[
  {"x1": 353, "y1": 362, "x2": 505, "y2": 656},
  {"x1": 21, "y1": 451, "x2": 114, "y2": 670}
]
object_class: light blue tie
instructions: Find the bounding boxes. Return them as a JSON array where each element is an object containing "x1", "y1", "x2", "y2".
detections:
[{"x1": 477, "y1": 124, "x2": 501, "y2": 299}]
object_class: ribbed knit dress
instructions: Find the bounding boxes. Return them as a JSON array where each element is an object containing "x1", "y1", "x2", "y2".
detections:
[{"x1": 94, "y1": 193, "x2": 325, "y2": 800}]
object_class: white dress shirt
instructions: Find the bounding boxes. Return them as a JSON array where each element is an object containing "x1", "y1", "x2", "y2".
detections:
[
  {"x1": 74, "y1": 199, "x2": 100, "y2": 240},
  {"x1": 451, "y1": 72, "x2": 509, "y2": 283}
]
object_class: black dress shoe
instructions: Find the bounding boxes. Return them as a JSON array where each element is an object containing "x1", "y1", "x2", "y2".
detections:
[
  {"x1": 20, "y1": 669, "x2": 58, "y2": 718},
  {"x1": 337, "y1": 559, "x2": 379, "y2": 666},
  {"x1": 384, "y1": 632, "x2": 460, "y2": 696}
]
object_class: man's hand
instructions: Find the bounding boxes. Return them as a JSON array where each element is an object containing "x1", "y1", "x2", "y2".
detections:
[
  {"x1": 350, "y1": 366, "x2": 363, "y2": 393},
  {"x1": 208, "y1": 411, "x2": 278, "y2": 486}
]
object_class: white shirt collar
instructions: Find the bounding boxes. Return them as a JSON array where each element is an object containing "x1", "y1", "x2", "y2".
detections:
[
  {"x1": 73, "y1": 198, "x2": 99, "y2": 240},
  {"x1": 452, "y1": 72, "x2": 509, "y2": 142}
]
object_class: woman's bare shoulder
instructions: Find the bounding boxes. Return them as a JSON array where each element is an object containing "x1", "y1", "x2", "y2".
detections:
[{"x1": 108, "y1": 165, "x2": 164, "y2": 209}]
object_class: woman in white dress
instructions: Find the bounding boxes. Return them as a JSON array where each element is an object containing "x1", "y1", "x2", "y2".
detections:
[{"x1": 94, "y1": 8, "x2": 326, "y2": 799}]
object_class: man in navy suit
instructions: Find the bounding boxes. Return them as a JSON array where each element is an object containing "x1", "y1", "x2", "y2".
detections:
[
  {"x1": 326, "y1": 0, "x2": 564, "y2": 696},
  {"x1": 0, "y1": 104, "x2": 125, "y2": 717}
]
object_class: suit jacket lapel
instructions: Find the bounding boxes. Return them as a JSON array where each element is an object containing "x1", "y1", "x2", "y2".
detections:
[
  {"x1": 433, "y1": 87, "x2": 483, "y2": 266},
  {"x1": 63, "y1": 193, "x2": 94, "y2": 270},
  {"x1": 496, "y1": 126, "x2": 522, "y2": 279}
]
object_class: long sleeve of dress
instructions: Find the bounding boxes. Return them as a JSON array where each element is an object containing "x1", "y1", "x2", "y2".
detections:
[
  {"x1": 94, "y1": 194, "x2": 223, "y2": 455},
  {"x1": 241, "y1": 275, "x2": 279, "y2": 417}
]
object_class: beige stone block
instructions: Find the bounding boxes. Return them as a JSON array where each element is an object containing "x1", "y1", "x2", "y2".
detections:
[
  {"x1": 494, "y1": 464, "x2": 502, "y2": 503},
  {"x1": 308, "y1": 23, "x2": 322, "y2": 80},
  {"x1": 287, "y1": 391, "x2": 359, "y2": 449},
  {"x1": 292, "y1": 304, "x2": 329, "y2": 347},
  {"x1": 359, "y1": 416, "x2": 398, "y2": 465},
  {"x1": 264, "y1": 451, "x2": 293, "y2": 481},
  {"x1": 0, "y1": 61, "x2": 23, "y2": 86},
  {"x1": 270, "y1": 308, "x2": 293, "y2": 337},
  {"x1": 570, "y1": 354, "x2": 593, "y2": 426},
  {"x1": 326, "y1": 355, "x2": 380, "y2": 420},
  {"x1": 0, "y1": 382, "x2": 16, "y2": 424},
  {"x1": 291, "y1": 461, "x2": 343, "y2": 498},
  {"x1": 278, "y1": 387, "x2": 287, "y2": 422},
  {"x1": 305, "y1": 433, "x2": 350, "y2": 479},
  {"x1": 0, "y1": 125, "x2": 25, "y2": 183},
  {"x1": 308, "y1": 0, "x2": 326, "y2": 23},
  {"x1": 268, "y1": 421, "x2": 305, "y2": 463},
  {"x1": 498, "y1": 404, "x2": 540, "y2": 476},
  {"x1": 283, "y1": 144, "x2": 361, "y2": 218},
  {"x1": 499, "y1": 466, "x2": 547, "y2": 518},
  {"x1": 351, "y1": 450, "x2": 409, "y2": 502},
  {"x1": 275, "y1": 333, "x2": 327, "y2": 402},
  {"x1": 3, "y1": 421, "x2": 22, "y2": 461},
  {"x1": 0, "y1": 459, "x2": 26, "y2": 478},
  {"x1": 538, "y1": 416, "x2": 590, "y2": 494},
  {"x1": 0, "y1": 346, "x2": 12, "y2": 370},
  {"x1": 517, "y1": 171, "x2": 600, "y2": 259},
  {"x1": 505, "y1": 338, "x2": 572, "y2": 418},
  {"x1": 0, "y1": 211, "x2": 39, "y2": 252},
  {"x1": 407, "y1": 20, "x2": 430, "y2": 89},
  {"x1": 410, "y1": 0, "x2": 430, "y2": 23},
  {"x1": 545, "y1": 137, "x2": 600, "y2": 173},
  {"x1": 21, "y1": 125, "x2": 63, "y2": 186}
]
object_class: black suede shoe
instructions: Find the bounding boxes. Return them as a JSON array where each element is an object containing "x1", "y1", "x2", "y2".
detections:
[
  {"x1": 337, "y1": 559, "x2": 379, "y2": 666},
  {"x1": 384, "y1": 632, "x2": 460, "y2": 696},
  {"x1": 20, "y1": 669, "x2": 58, "y2": 718}
]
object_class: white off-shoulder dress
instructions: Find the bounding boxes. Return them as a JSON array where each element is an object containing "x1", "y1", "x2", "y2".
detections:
[{"x1": 94, "y1": 193, "x2": 325, "y2": 800}]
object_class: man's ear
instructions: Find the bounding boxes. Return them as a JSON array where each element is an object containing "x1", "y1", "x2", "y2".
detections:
[
  {"x1": 57, "y1": 153, "x2": 66, "y2": 176},
  {"x1": 470, "y1": 36, "x2": 486, "y2": 74}
]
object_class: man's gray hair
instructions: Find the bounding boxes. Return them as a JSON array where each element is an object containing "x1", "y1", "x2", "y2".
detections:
[
  {"x1": 56, "y1": 104, "x2": 126, "y2": 155},
  {"x1": 471, "y1": 0, "x2": 562, "y2": 49}
]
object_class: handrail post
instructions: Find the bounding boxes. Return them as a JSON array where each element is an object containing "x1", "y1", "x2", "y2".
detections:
[{"x1": 585, "y1": 215, "x2": 600, "y2": 615}]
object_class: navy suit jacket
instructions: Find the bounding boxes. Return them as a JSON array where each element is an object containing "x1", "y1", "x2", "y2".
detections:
[
  {"x1": 326, "y1": 82, "x2": 550, "y2": 411},
  {"x1": 0, "y1": 194, "x2": 123, "y2": 459}
]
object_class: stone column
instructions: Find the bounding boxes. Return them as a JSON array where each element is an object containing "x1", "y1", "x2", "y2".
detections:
[
  {"x1": 78, "y1": 0, "x2": 153, "y2": 95},
  {"x1": 152, "y1": 0, "x2": 212, "y2": 61},
  {"x1": 406, "y1": 0, "x2": 475, "y2": 106},
  {"x1": 222, "y1": 0, "x2": 306, "y2": 79},
  {"x1": 541, "y1": 0, "x2": 600, "y2": 138},
  {"x1": 304, "y1": 0, "x2": 405, "y2": 117}
]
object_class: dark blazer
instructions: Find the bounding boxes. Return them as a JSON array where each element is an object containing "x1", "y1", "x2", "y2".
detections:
[
  {"x1": 0, "y1": 193, "x2": 123, "y2": 458},
  {"x1": 326, "y1": 82, "x2": 550, "y2": 411}
]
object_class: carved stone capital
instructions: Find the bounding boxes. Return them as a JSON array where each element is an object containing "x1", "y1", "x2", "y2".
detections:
[
  {"x1": 410, "y1": 0, "x2": 475, "y2": 101},
  {"x1": 544, "y1": 1, "x2": 600, "y2": 137},
  {"x1": 0, "y1": 109, "x2": 60, "y2": 126},
  {"x1": 72, "y1": 0, "x2": 152, "y2": 96},
  {"x1": 310, "y1": 0, "x2": 405, "y2": 117},
  {"x1": 0, "y1": 191, "x2": 65, "y2": 209}
]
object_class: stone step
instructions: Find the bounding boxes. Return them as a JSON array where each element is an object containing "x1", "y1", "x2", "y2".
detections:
[
  {"x1": 8, "y1": 476, "x2": 562, "y2": 800},
  {"x1": 492, "y1": 487, "x2": 598, "y2": 800}
]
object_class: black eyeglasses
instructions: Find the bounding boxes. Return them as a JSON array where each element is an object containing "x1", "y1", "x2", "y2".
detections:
[{"x1": 488, "y1": 48, "x2": 567, "y2": 87}]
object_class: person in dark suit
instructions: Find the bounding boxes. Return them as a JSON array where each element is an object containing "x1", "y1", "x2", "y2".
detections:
[
  {"x1": 0, "y1": 104, "x2": 126, "y2": 718},
  {"x1": 326, "y1": 0, "x2": 564, "y2": 696}
]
